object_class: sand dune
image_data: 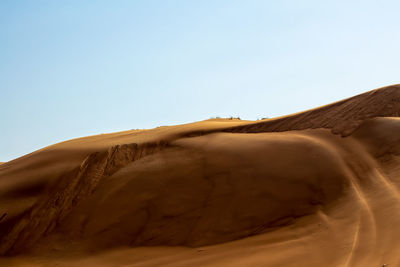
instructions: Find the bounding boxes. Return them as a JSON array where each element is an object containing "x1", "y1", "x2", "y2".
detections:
[{"x1": 1, "y1": 85, "x2": 400, "y2": 266}]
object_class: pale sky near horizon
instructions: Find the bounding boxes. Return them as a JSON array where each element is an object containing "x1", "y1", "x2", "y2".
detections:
[{"x1": 1, "y1": 0, "x2": 400, "y2": 162}]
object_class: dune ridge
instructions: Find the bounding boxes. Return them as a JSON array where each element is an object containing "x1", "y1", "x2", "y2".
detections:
[
  {"x1": 1, "y1": 84, "x2": 400, "y2": 266},
  {"x1": 226, "y1": 84, "x2": 400, "y2": 136}
]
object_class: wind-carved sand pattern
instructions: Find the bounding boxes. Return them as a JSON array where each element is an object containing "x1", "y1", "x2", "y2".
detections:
[
  {"x1": 0, "y1": 142, "x2": 168, "y2": 255},
  {"x1": 1, "y1": 84, "x2": 400, "y2": 266}
]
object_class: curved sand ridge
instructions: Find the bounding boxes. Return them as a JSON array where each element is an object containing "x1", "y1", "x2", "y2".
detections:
[{"x1": 1, "y1": 85, "x2": 400, "y2": 266}]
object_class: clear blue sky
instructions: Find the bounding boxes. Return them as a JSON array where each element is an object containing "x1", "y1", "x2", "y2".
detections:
[{"x1": 1, "y1": 0, "x2": 400, "y2": 162}]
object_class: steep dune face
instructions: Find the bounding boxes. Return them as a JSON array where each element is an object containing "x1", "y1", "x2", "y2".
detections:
[
  {"x1": 0, "y1": 142, "x2": 168, "y2": 255},
  {"x1": 1, "y1": 85, "x2": 400, "y2": 266},
  {"x1": 225, "y1": 84, "x2": 400, "y2": 136}
]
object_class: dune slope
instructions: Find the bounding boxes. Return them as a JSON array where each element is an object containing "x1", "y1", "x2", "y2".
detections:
[{"x1": 1, "y1": 84, "x2": 400, "y2": 266}]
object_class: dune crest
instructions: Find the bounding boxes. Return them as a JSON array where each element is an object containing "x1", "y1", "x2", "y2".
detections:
[
  {"x1": 1, "y1": 85, "x2": 400, "y2": 266},
  {"x1": 207, "y1": 84, "x2": 400, "y2": 137}
]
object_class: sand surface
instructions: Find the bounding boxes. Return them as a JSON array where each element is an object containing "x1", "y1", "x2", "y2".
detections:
[{"x1": 1, "y1": 85, "x2": 400, "y2": 266}]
